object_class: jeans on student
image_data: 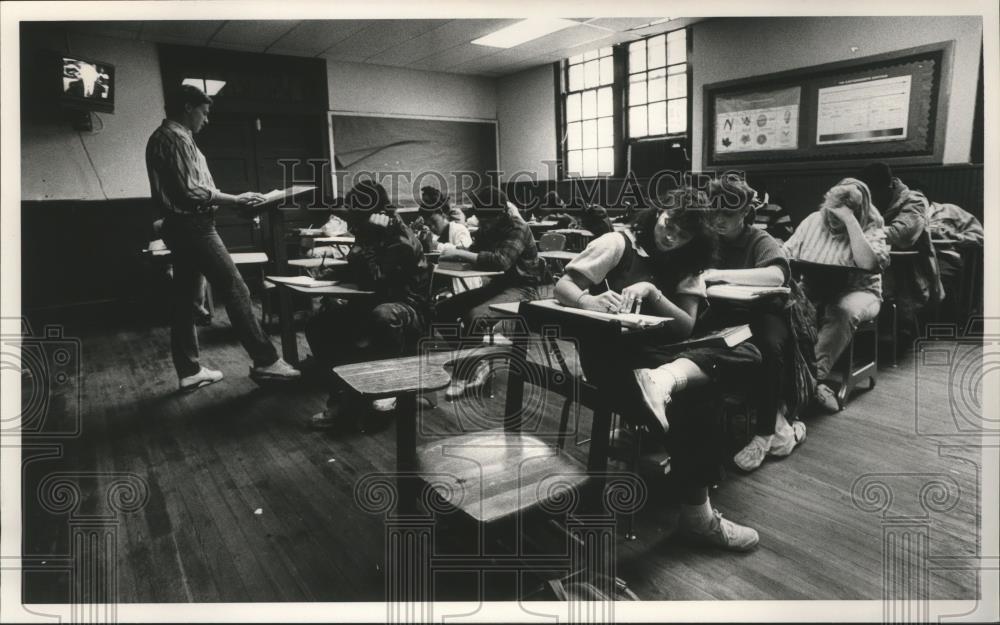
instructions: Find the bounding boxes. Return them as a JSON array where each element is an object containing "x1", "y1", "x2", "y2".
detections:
[
  {"x1": 161, "y1": 214, "x2": 278, "y2": 378},
  {"x1": 814, "y1": 290, "x2": 881, "y2": 382},
  {"x1": 433, "y1": 278, "x2": 538, "y2": 344}
]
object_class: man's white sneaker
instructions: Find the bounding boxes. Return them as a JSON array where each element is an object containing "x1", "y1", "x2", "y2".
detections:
[
  {"x1": 684, "y1": 509, "x2": 759, "y2": 552},
  {"x1": 733, "y1": 435, "x2": 771, "y2": 472},
  {"x1": 250, "y1": 358, "x2": 301, "y2": 383},
  {"x1": 179, "y1": 366, "x2": 223, "y2": 391}
]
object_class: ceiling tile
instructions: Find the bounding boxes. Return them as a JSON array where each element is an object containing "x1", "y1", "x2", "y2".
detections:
[
  {"x1": 210, "y1": 20, "x2": 299, "y2": 49},
  {"x1": 140, "y1": 20, "x2": 226, "y2": 46},
  {"x1": 70, "y1": 21, "x2": 144, "y2": 40},
  {"x1": 407, "y1": 42, "x2": 502, "y2": 72},
  {"x1": 365, "y1": 19, "x2": 518, "y2": 66},
  {"x1": 267, "y1": 20, "x2": 372, "y2": 55},
  {"x1": 319, "y1": 19, "x2": 443, "y2": 63}
]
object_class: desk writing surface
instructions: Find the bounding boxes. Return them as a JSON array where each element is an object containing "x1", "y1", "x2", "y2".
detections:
[
  {"x1": 230, "y1": 252, "x2": 269, "y2": 265},
  {"x1": 889, "y1": 250, "x2": 920, "y2": 256},
  {"x1": 528, "y1": 221, "x2": 559, "y2": 228},
  {"x1": 267, "y1": 280, "x2": 374, "y2": 297},
  {"x1": 314, "y1": 235, "x2": 355, "y2": 244},
  {"x1": 706, "y1": 284, "x2": 790, "y2": 302},
  {"x1": 789, "y1": 258, "x2": 878, "y2": 274},
  {"x1": 287, "y1": 258, "x2": 348, "y2": 269},
  {"x1": 550, "y1": 228, "x2": 594, "y2": 237},
  {"x1": 521, "y1": 298, "x2": 672, "y2": 329},
  {"x1": 539, "y1": 250, "x2": 579, "y2": 261},
  {"x1": 434, "y1": 262, "x2": 505, "y2": 278}
]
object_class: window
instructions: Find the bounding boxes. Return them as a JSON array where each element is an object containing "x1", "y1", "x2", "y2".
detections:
[
  {"x1": 626, "y1": 30, "x2": 687, "y2": 138},
  {"x1": 563, "y1": 46, "x2": 615, "y2": 178}
]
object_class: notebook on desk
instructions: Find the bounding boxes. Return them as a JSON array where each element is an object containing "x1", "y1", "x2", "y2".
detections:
[{"x1": 666, "y1": 324, "x2": 753, "y2": 350}]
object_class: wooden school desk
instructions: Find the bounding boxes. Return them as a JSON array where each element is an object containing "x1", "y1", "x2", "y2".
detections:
[
  {"x1": 265, "y1": 276, "x2": 374, "y2": 363},
  {"x1": 432, "y1": 262, "x2": 504, "y2": 292}
]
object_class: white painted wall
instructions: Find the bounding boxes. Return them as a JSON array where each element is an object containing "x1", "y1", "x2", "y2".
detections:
[
  {"x1": 691, "y1": 16, "x2": 983, "y2": 168},
  {"x1": 327, "y1": 60, "x2": 496, "y2": 121},
  {"x1": 20, "y1": 29, "x2": 166, "y2": 200},
  {"x1": 496, "y1": 64, "x2": 558, "y2": 181}
]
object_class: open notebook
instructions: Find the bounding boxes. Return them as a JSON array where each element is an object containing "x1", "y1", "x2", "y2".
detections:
[{"x1": 527, "y1": 299, "x2": 672, "y2": 329}]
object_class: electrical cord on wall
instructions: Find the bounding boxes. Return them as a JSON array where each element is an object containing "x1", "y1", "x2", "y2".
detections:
[
  {"x1": 78, "y1": 122, "x2": 110, "y2": 200},
  {"x1": 66, "y1": 29, "x2": 110, "y2": 200}
]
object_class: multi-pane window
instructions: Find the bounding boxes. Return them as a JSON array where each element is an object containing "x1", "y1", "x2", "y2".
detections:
[
  {"x1": 564, "y1": 47, "x2": 615, "y2": 178},
  {"x1": 627, "y1": 30, "x2": 687, "y2": 138}
]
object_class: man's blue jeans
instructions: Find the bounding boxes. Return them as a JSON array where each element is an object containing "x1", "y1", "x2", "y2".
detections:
[{"x1": 162, "y1": 214, "x2": 278, "y2": 378}]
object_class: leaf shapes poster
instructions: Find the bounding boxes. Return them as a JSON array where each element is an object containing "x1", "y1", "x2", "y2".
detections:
[{"x1": 715, "y1": 87, "x2": 800, "y2": 153}]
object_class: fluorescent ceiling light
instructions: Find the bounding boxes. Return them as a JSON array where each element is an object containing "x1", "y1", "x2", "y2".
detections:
[
  {"x1": 182, "y1": 77, "x2": 227, "y2": 96},
  {"x1": 472, "y1": 18, "x2": 577, "y2": 48}
]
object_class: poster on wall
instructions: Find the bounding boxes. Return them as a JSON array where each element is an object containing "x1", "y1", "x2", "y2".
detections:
[
  {"x1": 715, "y1": 86, "x2": 800, "y2": 153},
  {"x1": 816, "y1": 75, "x2": 911, "y2": 145}
]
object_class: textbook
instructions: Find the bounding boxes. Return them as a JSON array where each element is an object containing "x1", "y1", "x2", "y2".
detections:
[
  {"x1": 706, "y1": 284, "x2": 791, "y2": 301},
  {"x1": 665, "y1": 324, "x2": 753, "y2": 350},
  {"x1": 528, "y1": 298, "x2": 672, "y2": 329},
  {"x1": 265, "y1": 275, "x2": 339, "y2": 288}
]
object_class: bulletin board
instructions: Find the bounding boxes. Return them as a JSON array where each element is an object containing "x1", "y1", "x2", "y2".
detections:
[{"x1": 704, "y1": 41, "x2": 953, "y2": 168}]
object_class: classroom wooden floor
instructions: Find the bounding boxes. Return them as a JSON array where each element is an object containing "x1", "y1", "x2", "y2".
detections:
[{"x1": 21, "y1": 307, "x2": 981, "y2": 603}]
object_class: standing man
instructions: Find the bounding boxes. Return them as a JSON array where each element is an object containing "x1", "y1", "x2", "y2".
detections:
[{"x1": 146, "y1": 84, "x2": 300, "y2": 390}]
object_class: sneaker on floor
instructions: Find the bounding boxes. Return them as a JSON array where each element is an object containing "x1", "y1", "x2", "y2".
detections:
[
  {"x1": 250, "y1": 358, "x2": 301, "y2": 383},
  {"x1": 684, "y1": 509, "x2": 759, "y2": 552},
  {"x1": 371, "y1": 397, "x2": 397, "y2": 412},
  {"x1": 633, "y1": 369, "x2": 670, "y2": 434},
  {"x1": 769, "y1": 420, "x2": 807, "y2": 457},
  {"x1": 814, "y1": 383, "x2": 840, "y2": 413},
  {"x1": 444, "y1": 379, "x2": 467, "y2": 401},
  {"x1": 733, "y1": 435, "x2": 771, "y2": 472},
  {"x1": 179, "y1": 366, "x2": 223, "y2": 391}
]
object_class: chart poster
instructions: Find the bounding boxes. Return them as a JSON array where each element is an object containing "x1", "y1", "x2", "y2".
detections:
[
  {"x1": 816, "y1": 75, "x2": 911, "y2": 145},
  {"x1": 715, "y1": 87, "x2": 800, "y2": 153}
]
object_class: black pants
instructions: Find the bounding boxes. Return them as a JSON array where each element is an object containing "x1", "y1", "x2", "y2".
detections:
[
  {"x1": 433, "y1": 278, "x2": 538, "y2": 345},
  {"x1": 305, "y1": 300, "x2": 425, "y2": 368},
  {"x1": 579, "y1": 335, "x2": 761, "y2": 489},
  {"x1": 702, "y1": 307, "x2": 793, "y2": 435}
]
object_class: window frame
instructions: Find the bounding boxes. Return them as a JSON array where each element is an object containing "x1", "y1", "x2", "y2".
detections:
[{"x1": 556, "y1": 27, "x2": 691, "y2": 182}]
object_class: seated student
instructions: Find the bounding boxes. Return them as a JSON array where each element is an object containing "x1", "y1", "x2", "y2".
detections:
[
  {"x1": 783, "y1": 178, "x2": 890, "y2": 413},
  {"x1": 927, "y1": 201, "x2": 984, "y2": 323},
  {"x1": 305, "y1": 180, "x2": 430, "y2": 429},
  {"x1": 579, "y1": 203, "x2": 614, "y2": 237},
  {"x1": 417, "y1": 186, "x2": 482, "y2": 293},
  {"x1": 751, "y1": 193, "x2": 795, "y2": 241},
  {"x1": 857, "y1": 162, "x2": 944, "y2": 335},
  {"x1": 553, "y1": 187, "x2": 762, "y2": 551},
  {"x1": 538, "y1": 190, "x2": 580, "y2": 228},
  {"x1": 434, "y1": 185, "x2": 548, "y2": 398},
  {"x1": 702, "y1": 174, "x2": 805, "y2": 472}
]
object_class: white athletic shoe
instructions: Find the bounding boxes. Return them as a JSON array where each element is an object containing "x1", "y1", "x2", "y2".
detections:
[
  {"x1": 683, "y1": 509, "x2": 760, "y2": 552},
  {"x1": 179, "y1": 366, "x2": 223, "y2": 391},
  {"x1": 633, "y1": 368, "x2": 670, "y2": 434},
  {"x1": 250, "y1": 358, "x2": 301, "y2": 383}
]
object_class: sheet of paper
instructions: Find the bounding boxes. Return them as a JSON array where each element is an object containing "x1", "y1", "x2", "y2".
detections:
[
  {"x1": 816, "y1": 75, "x2": 911, "y2": 145},
  {"x1": 265, "y1": 275, "x2": 338, "y2": 288}
]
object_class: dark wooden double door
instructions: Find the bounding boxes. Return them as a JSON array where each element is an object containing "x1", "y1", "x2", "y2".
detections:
[{"x1": 194, "y1": 112, "x2": 326, "y2": 254}]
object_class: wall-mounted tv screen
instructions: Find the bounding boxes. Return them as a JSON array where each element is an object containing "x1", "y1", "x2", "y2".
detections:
[{"x1": 60, "y1": 54, "x2": 114, "y2": 113}]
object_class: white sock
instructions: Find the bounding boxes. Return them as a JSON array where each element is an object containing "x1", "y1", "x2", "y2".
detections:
[
  {"x1": 652, "y1": 365, "x2": 685, "y2": 396},
  {"x1": 680, "y1": 499, "x2": 713, "y2": 531}
]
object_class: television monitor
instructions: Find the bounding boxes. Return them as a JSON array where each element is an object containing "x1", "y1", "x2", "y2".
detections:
[{"x1": 59, "y1": 54, "x2": 114, "y2": 113}]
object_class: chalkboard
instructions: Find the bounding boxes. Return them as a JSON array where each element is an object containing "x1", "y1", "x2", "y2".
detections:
[
  {"x1": 704, "y1": 41, "x2": 953, "y2": 168},
  {"x1": 330, "y1": 113, "x2": 498, "y2": 206}
]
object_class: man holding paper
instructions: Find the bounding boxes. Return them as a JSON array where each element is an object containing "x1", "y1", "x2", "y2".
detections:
[{"x1": 146, "y1": 84, "x2": 300, "y2": 390}]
